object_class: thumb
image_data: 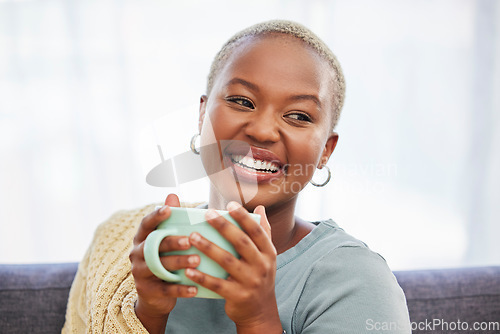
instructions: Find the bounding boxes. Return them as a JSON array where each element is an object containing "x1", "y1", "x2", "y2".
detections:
[
  {"x1": 164, "y1": 193, "x2": 181, "y2": 207},
  {"x1": 253, "y1": 205, "x2": 271, "y2": 239}
]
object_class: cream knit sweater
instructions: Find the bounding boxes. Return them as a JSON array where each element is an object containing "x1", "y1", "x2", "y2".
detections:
[{"x1": 62, "y1": 202, "x2": 195, "y2": 333}]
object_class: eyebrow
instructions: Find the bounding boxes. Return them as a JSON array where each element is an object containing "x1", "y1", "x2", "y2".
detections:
[
  {"x1": 224, "y1": 78, "x2": 260, "y2": 92},
  {"x1": 289, "y1": 94, "x2": 322, "y2": 109}
]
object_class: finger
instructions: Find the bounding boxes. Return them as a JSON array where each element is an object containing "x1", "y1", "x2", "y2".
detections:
[
  {"x1": 135, "y1": 278, "x2": 198, "y2": 299},
  {"x1": 189, "y1": 232, "x2": 246, "y2": 280},
  {"x1": 157, "y1": 283, "x2": 198, "y2": 299},
  {"x1": 204, "y1": 209, "x2": 260, "y2": 261},
  {"x1": 134, "y1": 205, "x2": 172, "y2": 245},
  {"x1": 184, "y1": 268, "x2": 233, "y2": 299},
  {"x1": 134, "y1": 193, "x2": 181, "y2": 246},
  {"x1": 165, "y1": 193, "x2": 181, "y2": 207},
  {"x1": 130, "y1": 253, "x2": 159, "y2": 280},
  {"x1": 158, "y1": 235, "x2": 191, "y2": 253},
  {"x1": 160, "y1": 254, "x2": 200, "y2": 271},
  {"x1": 254, "y1": 205, "x2": 272, "y2": 241},
  {"x1": 131, "y1": 249, "x2": 199, "y2": 281},
  {"x1": 227, "y1": 202, "x2": 276, "y2": 256}
]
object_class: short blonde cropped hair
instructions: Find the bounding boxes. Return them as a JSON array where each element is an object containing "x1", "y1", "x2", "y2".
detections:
[{"x1": 206, "y1": 19, "x2": 346, "y2": 129}]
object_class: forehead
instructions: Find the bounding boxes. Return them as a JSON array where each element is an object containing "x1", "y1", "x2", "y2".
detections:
[{"x1": 215, "y1": 34, "x2": 334, "y2": 101}]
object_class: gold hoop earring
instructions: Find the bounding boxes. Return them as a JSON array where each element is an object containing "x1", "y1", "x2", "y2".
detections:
[
  {"x1": 190, "y1": 134, "x2": 200, "y2": 155},
  {"x1": 310, "y1": 165, "x2": 331, "y2": 187}
]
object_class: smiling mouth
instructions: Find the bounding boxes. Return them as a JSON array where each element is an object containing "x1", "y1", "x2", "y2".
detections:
[{"x1": 230, "y1": 154, "x2": 281, "y2": 174}]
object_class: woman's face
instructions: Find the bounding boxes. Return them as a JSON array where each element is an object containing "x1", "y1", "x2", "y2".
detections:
[{"x1": 199, "y1": 34, "x2": 338, "y2": 210}]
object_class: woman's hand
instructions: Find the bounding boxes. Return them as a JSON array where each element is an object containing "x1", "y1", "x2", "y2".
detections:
[
  {"x1": 185, "y1": 202, "x2": 282, "y2": 333},
  {"x1": 129, "y1": 194, "x2": 199, "y2": 333}
]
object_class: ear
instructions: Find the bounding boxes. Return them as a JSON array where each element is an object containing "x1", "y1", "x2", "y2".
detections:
[
  {"x1": 318, "y1": 132, "x2": 339, "y2": 167},
  {"x1": 198, "y1": 95, "x2": 208, "y2": 133}
]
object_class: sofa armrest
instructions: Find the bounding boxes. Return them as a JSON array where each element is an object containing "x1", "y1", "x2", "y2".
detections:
[{"x1": 0, "y1": 262, "x2": 78, "y2": 334}]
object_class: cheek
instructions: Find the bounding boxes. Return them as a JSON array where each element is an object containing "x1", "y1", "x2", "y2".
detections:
[
  {"x1": 291, "y1": 130, "x2": 325, "y2": 164},
  {"x1": 200, "y1": 103, "x2": 238, "y2": 142},
  {"x1": 199, "y1": 107, "x2": 223, "y2": 175},
  {"x1": 285, "y1": 134, "x2": 324, "y2": 180},
  {"x1": 199, "y1": 103, "x2": 242, "y2": 176}
]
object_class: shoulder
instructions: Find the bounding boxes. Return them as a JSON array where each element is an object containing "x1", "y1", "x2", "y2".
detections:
[
  {"x1": 292, "y1": 221, "x2": 411, "y2": 333},
  {"x1": 91, "y1": 203, "x2": 159, "y2": 246},
  {"x1": 310, "y1": 243, "x2": 400, "y2": 297},
  {"x1": 300, "y1": 222, "x2": 401, "y2": 299},
  {"x1": 84, "y1": 202, "x2": 165, "y2": 275},
  {"x1": 91, "y1": 201, "x2": 203, "y2": 244},
  {"x1": 67, "y1": 203, "x2": 161, "y2": 332},
  {"x1": 313, "y1": 221, "x2": 390, "y2": 275}
]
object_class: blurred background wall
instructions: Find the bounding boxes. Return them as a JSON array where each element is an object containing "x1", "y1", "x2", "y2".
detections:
[{"x1": 1, "y1": 0, "x2": 499, "y2": 270}]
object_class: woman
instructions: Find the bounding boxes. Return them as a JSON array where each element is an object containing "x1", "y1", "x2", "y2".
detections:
[{"x1": 63, "y1": 20, "x2": 411, "y2": 333}]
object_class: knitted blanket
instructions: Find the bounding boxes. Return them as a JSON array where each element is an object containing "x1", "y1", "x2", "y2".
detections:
[{"x1": 63, "y1": 202, "x2": 195, "y2": 333}]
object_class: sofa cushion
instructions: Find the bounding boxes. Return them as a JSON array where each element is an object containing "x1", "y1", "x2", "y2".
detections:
[
  {"x1": 394, "y1": 266, "x2": 500, "y2": 334},
  {"x1": 1, "y1": 263, "x2": 499, "y2": 333},
  {"x1": 0, "y1": 262, "x2": 78, "y2": 334}
]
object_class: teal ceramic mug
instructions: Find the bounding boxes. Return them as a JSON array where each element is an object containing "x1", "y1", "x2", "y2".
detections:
[{"x1": 144, "y1": 206, "x2": 260, "y2": 299}]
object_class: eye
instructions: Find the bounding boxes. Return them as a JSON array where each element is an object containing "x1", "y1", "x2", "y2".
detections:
[
  {"x1": 285, "y1": 112, "x2": 312, "y2": 123},
  {"x1": 225, "y1": 96, "x2": 255, "y2": 109}
]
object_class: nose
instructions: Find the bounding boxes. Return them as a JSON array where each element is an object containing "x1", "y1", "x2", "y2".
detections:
[{"x1": 244, "y1": 110, "x2": 280, "y2": 144}]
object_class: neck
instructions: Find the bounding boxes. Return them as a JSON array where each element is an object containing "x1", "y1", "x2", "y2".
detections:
[
  {"x1": 208, "y1": 188, "x2": 300, "y2": 254},
  {"x1": 264, "y1": 198, "x2": 300, "y2": 254}
]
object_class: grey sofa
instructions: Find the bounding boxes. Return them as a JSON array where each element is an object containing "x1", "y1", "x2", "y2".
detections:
[{"x1": 0, "y1": 264, "x2": 499, "y2": 334}]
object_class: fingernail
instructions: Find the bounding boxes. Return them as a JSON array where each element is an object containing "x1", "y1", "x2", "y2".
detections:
[
  {"x1": 159, "y1": 205, "x2": 169, "y2": 214},
  {"x1": 185, "y1": 268, "x2": 194, "y2": 276},
  {"x1": 188, "y1": 286, "x2": 197, "y2": 295},
  {"x1": 227, "y1": 201, "x2": 241, "y2": 211},
  {"x1": 188, "y1": 256, "x2": 199, "y2": 265},
  {"x1": 190, "y1": 232, "x2": 201, "y2": 243},
  {"x1": 178, "y1": 237, "x2": 190, "y2": 248},
  {"x1": 205, "y1": 209, "x2": 219, "y2": 220},
  {"x1": 253, "y1": 205, "x2": 262, "y2": 214}
]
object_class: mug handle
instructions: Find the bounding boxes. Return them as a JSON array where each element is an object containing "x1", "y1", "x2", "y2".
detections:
[{"x1": 143, "y1": 228, "x2": 182, "y2": 283}]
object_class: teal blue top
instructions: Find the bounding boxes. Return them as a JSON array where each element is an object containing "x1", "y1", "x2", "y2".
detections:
[{"x1": 166, "y1": 220, "x2": 411, "y2": 333}]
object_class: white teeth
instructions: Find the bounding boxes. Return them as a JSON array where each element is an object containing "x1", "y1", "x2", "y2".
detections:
[{"x1": 230, "y1": 154, "x2": 279, "y2": 173}]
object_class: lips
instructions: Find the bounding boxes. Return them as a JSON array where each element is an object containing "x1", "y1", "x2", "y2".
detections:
[
  {"x1": 230, "y1": 155, "x2": 280, "y2": 173},
  {"x1": 223, "y1": 144, "x2": 285, "y2": 183}
]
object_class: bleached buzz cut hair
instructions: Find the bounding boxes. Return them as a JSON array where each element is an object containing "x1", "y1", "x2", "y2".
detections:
[{"x1": 206, "y1": 19, "x2": 346, "y2": 130}]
